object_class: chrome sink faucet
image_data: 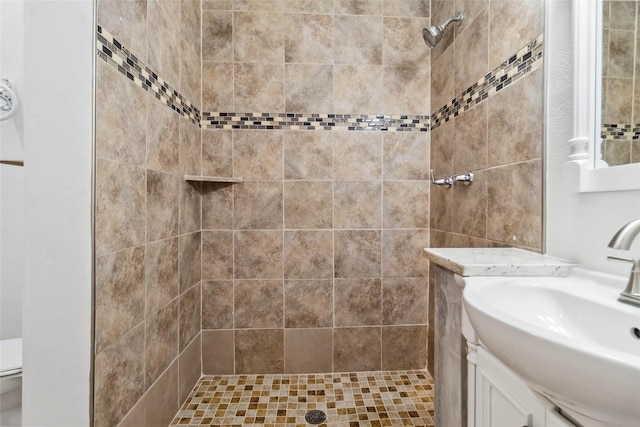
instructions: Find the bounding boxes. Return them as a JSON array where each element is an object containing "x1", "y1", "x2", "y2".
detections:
[{"x1": 608, "y1": 219, "x2": 640, "y2": 307}]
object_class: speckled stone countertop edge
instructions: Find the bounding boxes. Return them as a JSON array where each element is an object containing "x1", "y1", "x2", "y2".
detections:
[{"x1": 423, "y1": 247, "x2": 579, "y2": 277}]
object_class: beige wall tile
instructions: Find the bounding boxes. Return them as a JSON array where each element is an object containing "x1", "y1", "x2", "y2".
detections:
[
  {"x1": 144, "y1": 300, "x2": 178, "y2": 388},
  {"x1": 145, "y1": 238, "x2": 179, "y2": 314},
  {"x1": 202, "y1": 231, "x2": 234, "y2": 280},
  {"x1": 178, "y1": 333, "x2": 202, "y2": 405},
  {"x1": 382, "y1": 277, "x2": 429, "y2": 325},
  {"x1": 333, "y1": 327, "x2": 381, "y2": 372},
  {"x1": 610, "y1": 1, "x2": 637, "y2": 30},
  {"x1": 234, "y1": 130, "x2": 284, "y2": 180},
  {"x1": 334, "y1": 132, "x2": 382, "y2": 181},
  {"x1": 608, "y1": 29, "x2": 635, "y2": 78},
  {"x1": 179, "y1": 120, "x2": 201, "y2": 176},
  {"x1": 382, "y1": 66, "x2": 431, "y2": 115},
  {"x1": 146, "y1": 170, "x2": 179, "y2": 242},
  {"x1": 450, "y1": 170, "x2": 487, "y2": 238},
  {"x1": 95, "y1": 246, "x2": 145, "y2": 353},
  {"x1": 235, "y1": 329, "x2": 285, "y2": 374},
  {"x1": 487, "y1": 160, "x2": 542, "y2": 250},
  {"x1": 335, "y1": 0, "x2": 383, "y2": 15},
  {"x1": 204, "y1": 0, "x2": 233, "y2": 9},
  {"x1": 148, "y1": 0, "x2": 180, "y2": 86},
  {"x1": 97, "y1": 0, "x2": 148, "y2": 62},
  {"x1": 203, "y1": 63, "x2": 234, "y2": 112},
  {"x1": 334, "y1": 181, "x2": 382, "y2": 229},
  {"x1": 383, "y1": 132, "x2": 430, "y2": 180},
  {"x1": 95, "y1": 159, "x2": 146, "y2": 255},
  {"x1": 383, "y1": 17, "x2": 430, "y2": 67},
  {"x1": 234, "y1": 12, "x2": 284, "y2": 62},
  {"x1": 284, "y1": 280, "x2": 333, "y2": 328},
  {"x1": 203, "y1": 10, "x2": 233, "y2": 62},
  {"x1": 202, "y1": 183, "x2": 234, "y2": 230},
  {"x1": 284, "y1": 13, "x2": 333, "y2": 63},
  {"x1": 335, "y1": 230, "x2": 381, "y2": 278},
  {"x1": 140, "y1": 360, "x2": 179, "y2": 427},
  {"x1": 285, "y1": 0, "x2": 332, "y2": 13},
  {"x1": 202, "y1": 129, "x2": 233, "y2": 178},
  {"x1": 234, "y1": 230, "x2": 283, "y2": 279},
  {"x1": 202, "y1": 330, "x2": 235, "y2": 374},
  {"x1": 334, "y1": 278, "x2": 382, "y2": 326},
  {"x1": 94, "y1": 324, "x2": 145, "y2": 427},
  {"x1": 487, "y1": 69, "x2": 543, "y2": 166},
  {"x1": 284, "y1": 131, "x2": 333, "y2": 180},
  {"x1": 179, "y1": 232, "x2": 201, "y2": 292},
  {"x1": 234, "y1": 0, "x2": 285, "y2": 12},
  {"x1": 179, "y1": 283, "x2": 202, "y2": 351},
  {"x1": 284, "y1": 230, "x2": 333, "y2": 279},
  {"x1": 284, "y1": 329, "x2": 333, "y2": 373},
  {"x1": 334, "y1": 64, "x2": 384, "y2": 114},
  {"x1": 383, "y1": 181, "x2": 429, "y2": 229},
  {"x1": 454, "y1": 103, "x2": 488, "y2": 172},
  {"x1": 284, "y1": 181, "x2": 333, "y2": 229},
  {"x1": 382, "y1": 325, "x2": 427, "y2": 370},
  {"x1": 285, "y1": 64, "x2": 334, "y2": 112},
  {"x1": 234, "y1": 280, "x2": 284, "y2": 328},
  {"x1": 181, "y1": 43, "x2": 202, "y2": 113},
  {"x1": 454, "y1": 6, "x2": 488, "y2": 95},
  {"x1": 604, "y1": 77, "x2": 633, "y2": 124},
  {"x1": 202, "y1": 281, "x2": 234, "y2": 329},
  {"x1": 181, "y1": 0, "x2": 202, "y2": 53},
  {"x1": 234, "y1": 63, "x2": 285, "y2": 111},
  {"x1": 383, "y1": 0, "x2": 430, "y2": 17},
  {"x1": 382, "y1": 229, "x2": 429, "y2": 277},
  {"x1": 430, "y1": 46, "x2": 454, "y2": 112},
  {"x1": 179, "y1": 180, "x2": 201, "y2": 235},
  {"x1": 429, "y1": 0, "x2": 455, "y2": 63},
  {"x1": 234, "y1": 181, "x2": 283, "y2": 229}
]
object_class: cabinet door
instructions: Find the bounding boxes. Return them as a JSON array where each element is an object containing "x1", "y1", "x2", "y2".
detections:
[{"x1": 475, "y1": 347, "x2": 546, "y2": 427}]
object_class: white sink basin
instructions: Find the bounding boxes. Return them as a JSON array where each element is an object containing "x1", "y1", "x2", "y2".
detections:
[{"x1": 463, "y1": 269, "x2": 640, "y2": 426}]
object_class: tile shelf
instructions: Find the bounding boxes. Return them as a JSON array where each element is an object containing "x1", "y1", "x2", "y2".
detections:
[{"x1": 183, "y1": 175, "x2": 242, "y2": 183}]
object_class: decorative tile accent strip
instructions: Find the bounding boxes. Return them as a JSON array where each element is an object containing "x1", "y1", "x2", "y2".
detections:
[
  {"x1": 200, "y1": 112, "x2": 430, "y2": 131},
  {"x1": 96, "y1": 25, "x2": 201, "y2": 124},
  {"x1": 170, "y1": 370, "x2": 434, "y2": 426},
  {"x1": 601, "y1": 124, "x2": 640, "y2": 140},
  {"x1": 430, "y1": 33, "x2": 545, "y2": 131}
]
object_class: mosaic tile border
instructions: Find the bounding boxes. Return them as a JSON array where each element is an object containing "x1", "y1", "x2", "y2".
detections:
[
  {"x1": 170, "y1": 370, "x2": 434, "y2": 427},
  {"x1": 97, "y1": 26, "x2": 201, "y2": 124},
  {"x1": 601, "y1": 124, "x2": 640, "y2": 140},
  {"x1": 430, "y1": 33, "x2": 545, "y2": 131}
]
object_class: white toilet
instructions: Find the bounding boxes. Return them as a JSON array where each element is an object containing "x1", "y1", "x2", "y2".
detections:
[{"x1": 0, "y1": 338, "x2": 23, "y2": 426}]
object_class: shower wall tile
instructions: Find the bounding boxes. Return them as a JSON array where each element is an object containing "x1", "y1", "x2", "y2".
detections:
[
  {"x1": 454, "y1": 6, "x2": 489, "y2": 95},
  {"x1": 333, "y1": 132, "x2": 382, "y2": 181},
  {"x1": 179, "y1": 120, "x2": 202, "y2": 176},
  {"x1": 202, "y1": 281, "x2": 234, "y2": 329},
  {"x1": 179, "y1": 181, "x2": 201, "y2": 235},
  {"x1": 132, "y1": 361, "x2": 180, "y2": 427},
  {"x1": 202, "y1": 230, "x2": 234, "y2": 280},
  {"x1": 284, "y1": 279, "x2": 333, "y2": 328},
  {"x1": 202, "y1": 330, "x2": 235, "y2": 374},
  {"x1": 204, "y1": 0, "x2": 232, "y2": 9},
  {"x1": 178, "y1": 333, "x2": 202, "y2": 404},
  {"x1": 334, "y1": 181, "x2": 382, "y2": 229},
  {"x1": 451, "y1": 170, "x2": 487, "y2": 238},
  {"x1": 203, "y1": 10, "x2": 233, "y2": 62},
  {"x1": 283, "y1": 230, "x2": 333, "y2": 279},
  {"x1": 284, "y1": 131, "x2": 333, "y2": 180},
  {"x1": 234, "y1": 130, "x2": 284, "y2": 180},
  {"x1": 97, "y1": 0, "x2": 148, "y2": 63},
  {"x1": 383, "y1": 17, "x2": 430, "y2": 67},
  {"x1": 334, "y1": 327, "x2": 382, "y2": 372},
  {"x1": 179, "y1": 283, "x2": 202, "y2": 351},
  {"x1": 202, "y1": 183, "x2": 234, "y2": 229},
  {"x1": 382, "y1": 277, "x2": 429, "y2": 325},
  {"x1": 455, "y1": 0, "x2": 488, "y2": 35},
  {"x1": 284, "y1": 181, "x2": 333, "y2": 229},
  {"x1": 95, "y1": 159, "x2": 146, "y2": 255},
  {"x1": 284, "y1": 13, "x2": 333, "y2": 64},
  {"x1": 146, "y1": 169, "x2": 179, "y2": 242},
  {"x1": 382, "y1": 325, "x2": 428, "y2": 370},
  {"x1": 202, "y1": 62, "x2": 234, "y2": 113},
  {"x1": 96, "y1": 62, "x2": 147, "y2": 167},
  {"x1": 235, "y1": 329, "x2": 285, "y2": 374},
  {"x1": 95, "y1": 246, "x2": 146, "y2": 353},
  {"x1": 202, "y1": 129, "x2": 233, "y2": 177},
  {"x1": 334, "y1": 65, "x2": 384, "y2": 114},
  {"x1": 383, "y1": 0, "x2": 430, "y2": 18},
  {"x1": 285, "y1": 0, "x2": 333, "y2": 13},
  {"x1": 147, "y1": 98, "x2": 179, "y2": 174},
  {"x1": 148, "y1": 0, "x2": 180, "y2": 87},
  {"x1": 234, "y1": 12, "x2": 284, "y2": 62},
  {"x1": 145, "y1": 238, "x2": 179, "y2": 314},
  {"x1": 234, "y1": 63, "x2": 285, "y2": 112},
  {"x1": 144, "y1": 299, "x2": 178, "y2": 389},
  {"x1": 94, "y1": 324, "x2": 145, "y2": 427},
  {"x1": 234, "y1": 280, "x2": 284, "y2": 328},
  {"x1": 285, "y1": 64, "x2": 334, "y2": 112},
  {"x1": 488, "y1": 0, "x2": 544, "y2": 70},
  {"x1": 335, "y1": 0, "x2": 383, "y2": 16},
  {"x1": 179, "y1": 232, "x2": 202, "y2": 292},
  {"x1": 334, "y1": 230, "x2": 382, "y2": 278},
  {"x1": 334, "y1": 278, "x2": 382, "y2": 326},
  {"x1": 430, "y1": 0, "x2": 455, "y2": 62},
  {"x1": 234, "y1": 230, "x2": 283, "y2": 279},
  {"x1": 383, "y1": 66, "x2": 431, "y2": 115},
  {"x1": 234, "y1": 181, "x2": 283, "y2": 229},
  {"x1": 487, "y1": 69, "x2": 543, "y2": 166},
  {"x1": 383, "y1": 132, "x2": 430, "y2": 180},
  {"x1": 430, "y1": 47, "x2": 454, "y2": 113},
  {"x1": 234, "y1": 0, "x2": 285, "y2": 12},
  {"x1": 382, "y1": 229, "x2": 429, "y2": 277},
  {"x1": 383, "y1": 181, "x2": 429, "y2": 229},
  {"x1": 284, "y1": 328, "x2": 333, "y2": 374},
  {"x1": 453, "y1": 103, "x2": 488, "y2": 172}
]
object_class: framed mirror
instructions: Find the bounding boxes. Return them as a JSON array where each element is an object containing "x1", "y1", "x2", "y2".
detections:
[{"x1": 567, "y1": 0, "x2": 640, "y2": 192}]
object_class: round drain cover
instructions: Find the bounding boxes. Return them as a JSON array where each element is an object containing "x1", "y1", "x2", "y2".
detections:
[{"x1": 305, "y1": 409, "x2": 327, "y2": 424}]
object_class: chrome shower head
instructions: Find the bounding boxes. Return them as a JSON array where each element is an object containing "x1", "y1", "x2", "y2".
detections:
[{"x1": 422, "y1": 12, "x2": 464, "y2": 48}]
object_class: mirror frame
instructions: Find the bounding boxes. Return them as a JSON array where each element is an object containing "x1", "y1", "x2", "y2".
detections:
[{"x1": 566, "y1": 0, "x2": 640, "y2": 192}]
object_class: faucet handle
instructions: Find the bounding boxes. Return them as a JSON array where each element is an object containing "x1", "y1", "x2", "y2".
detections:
[{"x1": 607, "y1": 255, "x2": 634, "y2": 263}]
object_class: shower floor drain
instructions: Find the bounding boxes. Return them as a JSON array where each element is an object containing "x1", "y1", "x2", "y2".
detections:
[{"x1": 304, "y1": 409, "x2": 327, "y2": 424}]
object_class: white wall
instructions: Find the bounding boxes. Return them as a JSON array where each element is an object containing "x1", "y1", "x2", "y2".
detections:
[
  {"x1": 22, "y1": 1, "x2": 93, "y2": 425},
  {"x1": 545, "y1": 0, "x2": 640, "y2": 276},
  {"x1": 0, "y1": 0, "x2": 25, "y2": 340}
]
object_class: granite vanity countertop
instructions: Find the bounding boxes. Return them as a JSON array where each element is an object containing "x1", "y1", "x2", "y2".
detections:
[{"x1": 423, "y1": 247, "x2": 578, "y2": 277}]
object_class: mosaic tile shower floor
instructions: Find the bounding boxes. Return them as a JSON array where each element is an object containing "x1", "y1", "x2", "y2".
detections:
[{"x1": 169, "y1": 370, "x2": 434, "y2": 427}]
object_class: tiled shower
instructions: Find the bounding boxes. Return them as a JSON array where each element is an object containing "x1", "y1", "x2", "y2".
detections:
[{"x1": 92, "y1": 0, "x2": 544, "y2": 426}]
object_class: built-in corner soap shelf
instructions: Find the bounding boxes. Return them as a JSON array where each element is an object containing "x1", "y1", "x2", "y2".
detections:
[{"x1": 183, "y1": 175, "x2": 242, "y2": 183}]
